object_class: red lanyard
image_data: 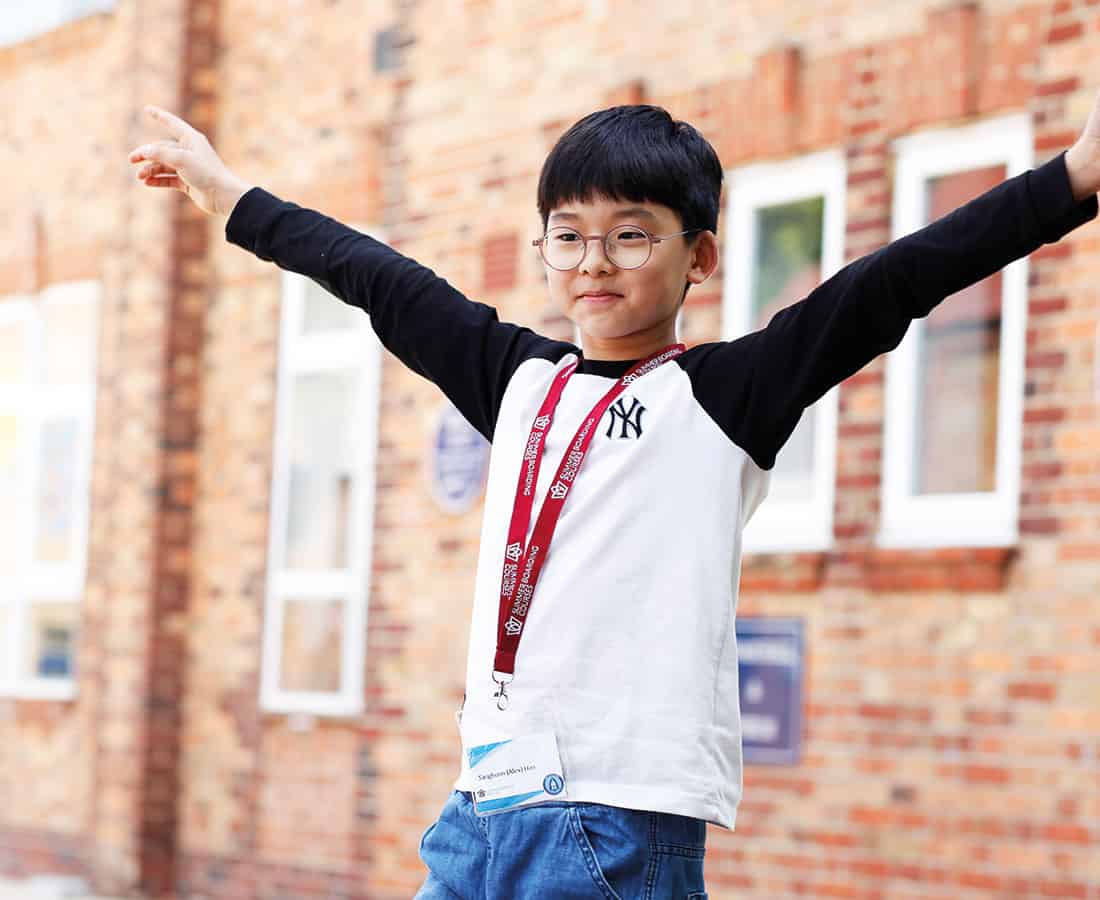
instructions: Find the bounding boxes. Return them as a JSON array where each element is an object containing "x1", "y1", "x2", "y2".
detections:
[{"x1": 491, "y1": 343, "x2": 686, "y2": 710}]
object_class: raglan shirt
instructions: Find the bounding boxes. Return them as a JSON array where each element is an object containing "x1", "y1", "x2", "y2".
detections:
[{"x1": 226, "y1": 152, "x2": 1096, "y2": 829}]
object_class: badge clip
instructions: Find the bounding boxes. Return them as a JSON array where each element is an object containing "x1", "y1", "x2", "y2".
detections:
[{"x1": 492, "y1": 671, "x2": 513, "y2": 711}]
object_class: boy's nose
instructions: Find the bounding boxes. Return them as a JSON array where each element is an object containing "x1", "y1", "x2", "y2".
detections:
[{"x1": 578, "y1": 237, "x2": 614, "y2": 275}]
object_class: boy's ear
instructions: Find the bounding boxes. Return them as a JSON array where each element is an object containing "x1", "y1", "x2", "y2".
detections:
[{"x1": 687, "y1": 231, "x2": 720, "y2": 285}]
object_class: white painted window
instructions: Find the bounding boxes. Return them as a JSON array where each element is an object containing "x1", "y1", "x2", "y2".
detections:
[
  {"x1": 0, "y1": 0, "x2": 115, "y2": 46},
  {"x1": 0, "y1": 282, "x2": 99, "y2": 700},
  {"x1": 723, "y1": 150, "x2": 847, "y2": 552},
  {"x1": 260, "y1": 269, "x2": 383, "y2": 716},
  {"x1": 880, "y1": 113, "x2": 1032, "y2": 548}
]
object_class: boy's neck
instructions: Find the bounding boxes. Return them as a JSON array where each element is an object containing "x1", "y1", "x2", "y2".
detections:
[{"x1": 580, "y1": 327, "x2": 681, "y2": 362}]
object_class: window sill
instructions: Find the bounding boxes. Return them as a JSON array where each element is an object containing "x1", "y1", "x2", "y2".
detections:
[
  {"x1": 260, "y1": 693, "x2": 364, "y2": 720},
  {"x1": 0, "y1": 682, "x2": 77, "y2": 704}
]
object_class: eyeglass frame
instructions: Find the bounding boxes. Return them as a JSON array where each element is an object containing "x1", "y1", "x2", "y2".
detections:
[{"x1": 531, "y1": 224, "x2": 703, "y2": 271}]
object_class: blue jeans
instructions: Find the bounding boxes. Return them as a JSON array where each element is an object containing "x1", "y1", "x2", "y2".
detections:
[{"x1": 415, "y1": 789, "x2": 708, "y2": 899}]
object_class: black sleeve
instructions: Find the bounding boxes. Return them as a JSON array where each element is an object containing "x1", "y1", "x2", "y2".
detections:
[
  {"x1": 678, "y1": 150, "x2": 1098, "y2": 470},
  {"x1": 225, "y1": 188, "x2": 575, "y2": 440}
]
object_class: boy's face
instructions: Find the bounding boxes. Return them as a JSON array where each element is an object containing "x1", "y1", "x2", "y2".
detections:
[{"x1": 541, "y1": 195, "x2": 718, "y2": 355}]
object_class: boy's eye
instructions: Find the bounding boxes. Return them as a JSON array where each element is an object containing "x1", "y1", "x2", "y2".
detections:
[
  {"x1": 550, "y1": 230, "x2": 580, "y2": 243},
  {"x1": 614, "y1": 230, "x2": 647, "y2": 242}
]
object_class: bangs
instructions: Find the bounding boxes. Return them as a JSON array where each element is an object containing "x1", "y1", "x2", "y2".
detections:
[{"x1": 537, "y1": 105, "x2": 722, "y2": 234}]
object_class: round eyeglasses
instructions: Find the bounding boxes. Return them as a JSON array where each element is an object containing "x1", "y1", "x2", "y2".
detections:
[{"x1": 532, "y1": 224, "x2": 701, "y2": 271}]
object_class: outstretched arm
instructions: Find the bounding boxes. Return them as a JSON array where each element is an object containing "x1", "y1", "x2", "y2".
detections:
[
  {"x1": 128, "y1": 106, "x2": 571, "y2": 440},
  {"x1": 687, "y1": 91, "x2": 1100, "y2": 471}
]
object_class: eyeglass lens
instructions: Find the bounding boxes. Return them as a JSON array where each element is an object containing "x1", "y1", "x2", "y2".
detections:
[{"x1": 542, "y1": 225, "x2": 652, "y2": 270}]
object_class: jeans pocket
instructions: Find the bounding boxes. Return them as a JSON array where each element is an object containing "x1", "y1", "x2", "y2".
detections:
[{"x1": 567, "y1": 807, "x2": 624, "y2": 900}]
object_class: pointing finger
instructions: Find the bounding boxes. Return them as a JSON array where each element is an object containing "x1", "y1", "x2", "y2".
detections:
[{"x1": 144, "y1": 105, "x2": 194, "y2": 141}]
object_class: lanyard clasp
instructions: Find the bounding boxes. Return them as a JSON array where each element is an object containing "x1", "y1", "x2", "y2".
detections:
[{"x1": 492, "y1": 671, "x2": 513, "y2": 711}]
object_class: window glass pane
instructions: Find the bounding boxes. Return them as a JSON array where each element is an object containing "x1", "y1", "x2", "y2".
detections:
[
  {"x1": 284, "y1": 371, "x2": 357, "y2": 569},
  {"x1": 280, "y1": 598, "x2": 343, "y2": 692},
  {"x1": 34, "y1": 417, "x2": 80, "y2": 564},
  {"x1": 0, "y1": 415, "x2": 21, "y2": 572},
  {"x1": 301, "y1": 281, "x2": 360, "y2": 334},
  {"x1": 765, "y1": 409, "x2": 815, "y2": 501},
  {"x1": 913, "y1": 165, "x2": 1006, "y2": 495},
  {"x1": 43, "y1": 297, "x2": 96, "y2": 386},
  {"x1": 0, "y1": 320, "x2": 27, "y2": 384},
  {"x1": 24, "y1": 601, "x2": 79, "y2": 680},
  {"x1": 752, "y1": 197, "x2": 824, "y2": 492}
]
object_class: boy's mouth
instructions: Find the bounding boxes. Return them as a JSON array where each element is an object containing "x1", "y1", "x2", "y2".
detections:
[{"x1": 578, "y1": 291, "x2": 622, "y2": 304}]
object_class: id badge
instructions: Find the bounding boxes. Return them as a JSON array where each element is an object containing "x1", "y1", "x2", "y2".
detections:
[{"x1": 467, "y1": 730, "x2": 568, "y2": 817}]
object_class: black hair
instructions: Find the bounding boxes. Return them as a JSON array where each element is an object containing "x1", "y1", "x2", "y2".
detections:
[{"x1": 537, "y1": 105, "x2": 723, "y2": 236}]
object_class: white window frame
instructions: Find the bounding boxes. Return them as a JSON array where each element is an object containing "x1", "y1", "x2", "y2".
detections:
[
  {"x1": 0, "y1": 281, "x2": 99, "y2": 700},
  {"x1": 879, "y1": 113, "x2": 1032, "y2": 549},
  {"x1": 723, "y1": 150, "x2": 847, "y2": 553},
  {"x1": 260, "y1": 266, "x2": 383, "y2": 717},
  {"x1": 0, "y1": 0, "x2": 115, "y2": 46}
]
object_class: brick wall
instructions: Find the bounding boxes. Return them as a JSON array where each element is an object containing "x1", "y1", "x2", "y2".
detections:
[
  {"x1": 1, "y1": 0, "x2": 1098, "y2": 898},
  {"x1": 0, "y1": 0, "x2": 195, "y2": 894}
]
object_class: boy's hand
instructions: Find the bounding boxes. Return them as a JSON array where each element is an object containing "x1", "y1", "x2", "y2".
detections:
[
  {"x1": 1065, "y1": 88, "x2": 1100, "y2": 203},
  {"x1": 128, "y1": 105, "x2": 254, "y2": 217}
]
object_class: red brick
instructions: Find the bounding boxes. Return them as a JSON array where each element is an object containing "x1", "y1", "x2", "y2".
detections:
[
  {"x1": 1047, "y1": 22, "x2": 1085, "y2": 42},
  {"x1": 1006, "y1": 681, "x2": 1057, "y2": 701}
]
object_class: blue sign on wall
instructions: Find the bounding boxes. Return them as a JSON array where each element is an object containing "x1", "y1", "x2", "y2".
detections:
[
  {"x1": 429, "y1": 403, "x2": 491, "y2": 515},
  {"x1": 736, "y1": 618, "x2": 804, "y2": 765}
]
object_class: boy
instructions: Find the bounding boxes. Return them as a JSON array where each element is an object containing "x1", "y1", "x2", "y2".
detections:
[{"x1": 130, "y1": 97, "x2": 1100, "y2": 899}]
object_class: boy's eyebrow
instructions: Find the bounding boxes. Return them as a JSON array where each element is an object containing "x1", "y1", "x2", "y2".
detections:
[{"x1": 549, "y1": 206, "x2": 659, "y2": 222}]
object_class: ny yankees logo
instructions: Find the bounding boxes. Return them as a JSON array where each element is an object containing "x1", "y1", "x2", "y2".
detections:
[{"x1": 606, "y1": 396, "x2": 646, "y2": 439}]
